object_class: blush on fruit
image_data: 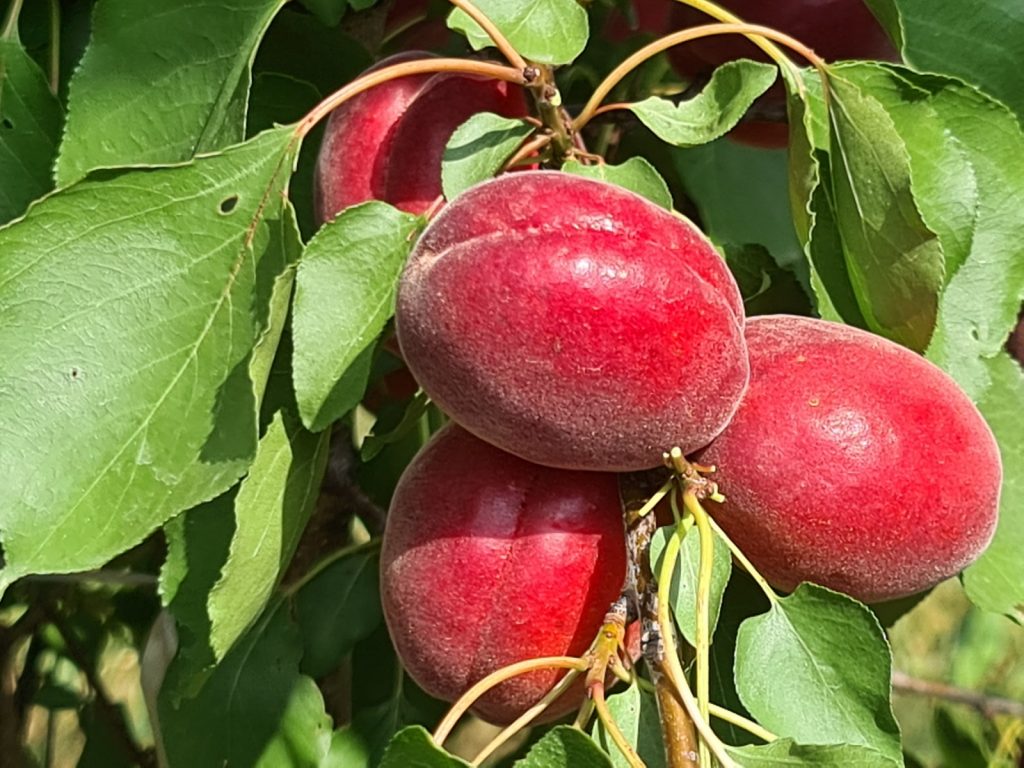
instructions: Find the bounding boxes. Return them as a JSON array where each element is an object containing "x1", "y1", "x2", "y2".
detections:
[
  {"x1": 396, "y1": 171, "x2": 749, "y2": 472},
  {"x1": 314, "y1": 53, "x2": 528, "y2": 221},
  {"x1": 667, "y1": 0, "x2": 898, "y2": 147},
  {"x1": 380, "y1": 424, "x2": 628, "y2": 725},
  {"x1": 696, "y1": 315, "x2": 1001, "y2": 603}
]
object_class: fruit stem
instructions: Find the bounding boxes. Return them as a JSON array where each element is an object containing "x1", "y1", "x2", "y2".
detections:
[
  {"x1": 448, "y1": 0, "x2": 529, "y2": 72},
  {"x1": 296, "y1": 58, "x2": 529, "y2": 140},
  {"x1": 593, "y1": 680, "x2": 646, "y2": 768},
  {"x1": 46, "y1": 0, "x2": 59, "y2": 93},
  {"x1": 470, "y1": 669, "x2": 584, "y2": 766},
  {"x1": 432, "y1": 656, "x2": 589, "y2": 747},
  {"x1": 574, "y1": 22, "x2": 830, "y2": 132},
  {"x1": 708, "y1": 703, "x2": 778, "y2": 743},
  {"x1": 680, "y1": 489, "x2": 715, "y2": 729},
  {"x1": 0, "y1": 0, "x2": 24, "y2": 39},
  {"x1": 705, "y1": 515, "x2": 780, "y2": 605},
  {"x1": 528, "y1": 65, "x2": 576, "y2": 166}
]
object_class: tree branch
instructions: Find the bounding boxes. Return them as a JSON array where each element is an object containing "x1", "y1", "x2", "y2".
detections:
[{"x1": 892, "y1": 670, "x2": 1024, "y2": 719}]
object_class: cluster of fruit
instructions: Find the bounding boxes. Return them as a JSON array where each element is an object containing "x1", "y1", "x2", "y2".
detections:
[{"x1": 313, "y1": 7, "x2": 1002, "y2": 728}]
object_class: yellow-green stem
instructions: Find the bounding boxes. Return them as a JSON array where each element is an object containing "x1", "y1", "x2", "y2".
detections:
[
  {"x1": 574, "y1": 22, "x2": 830, "y2": 131},
  {"x1": 470, "y1": 669, "x2": 583, "y2": 766},
  {"x1": 448, "y1": 0, "x2": 528, "y2": 71},
  {"x1": 1, "y1": 0, "x2": 24, "y2": 39},
  {"x1": 681, "y1": 490, "x2": 715, "y2": 725},
  {"x1": 706, "y1": 515, "x2": 779, "y2": 605},
  {"x1": 673, "y1": 0, "x2": 797, "y2": 74},
  {"x1": 297, "y1": 58, "x2": 527, "y2": 140},
  {"x1": 657, "y1": 545, "x2": 739, "y2": 768},
  {"x1": 433, "y1": 656, "x2": 588, "y2": 747},
  {"x1": 708, "y1": 703, "x2": 778, "y2": 743}
]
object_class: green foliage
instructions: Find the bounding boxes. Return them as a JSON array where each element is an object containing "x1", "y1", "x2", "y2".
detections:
[
  {"x1": 448, "y1": 0, "x2": 589, "y2": 65},
  {"x1": 563, "y1": 156, "x2": 673, "y2": 208},
  {"x1": 628, "y1": 60, "x2": 777, "y2": 148},
  {"x1": 519, "y1": 726, "x2": 614, "y2": 767},
  {"x1": 593, "y1": 682, "x2": 666, "y2": 768},
  {"x1": 379, "y1": 726, "x2": 470, "y2": 767},
  {"x1": 735, "y1": 585, "x2": 902, "y2": 760}
]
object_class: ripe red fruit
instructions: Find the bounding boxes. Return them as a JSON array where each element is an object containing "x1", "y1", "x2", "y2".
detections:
[
  {"x1": 695, "y1": 315, "x2": 1001, "y2": 603},
  {"x1": 667, "y1": 0, "x2": 898, "y2": 147},
  {"x1": 380, "y1": 424, "x2": 628, "y2": 724},
  {"x1": 396, "y1": 171, "x2": 749, "y2": 471},
  {"x1": 314, "y1": 55, "x2": 528, "y2": 220}
]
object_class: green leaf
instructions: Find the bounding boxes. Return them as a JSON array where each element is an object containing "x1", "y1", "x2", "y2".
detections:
[
  {"x1": 55, "y1": 0, "x2": 286, "y2": 185},
  {"x1": 650, "y1": 523, "x2": 731, "y2": 647},
  {"x1": 592, "y1": 682, "x2": 665, "y2": 768},
  {"x1": 361, "y1": 391, "x2": 430, "y2": 462},
  {"x1": 864, "y1": 0, "x2": 1024, "y2": 120},
  {"x1": 730, "y1": 739, "x2": 898, "y2": 767},
  {"x1": 0, "y1": 39, "x2": 62, "y2": 225},
  {"x1": 322, "y1": 727, "x2": 371, "y2": 768},
  {"x1": 160, "y1": 601, "x2": 331, "y2": 768},
  {"x1": 827, "y1": 63, "x2": 1024, "y2": 400},
  {"x1": 734, "y1": 584, "x2": 901, "y2": 759},
  {"x1": 207, "y1": 411, "x2": 329, "y2": 660},
  {"x1": 441, "y1": 113, "x2": 534, "y2": 201},
  {"x1": 292, "y1": 202, "x2": 422, "y2": 432},
  {"x1": 962, "y1": 354, "x2": 1024, "y2": 618},
  {"x1": 827, "y1": 69, "x2": 945, "y2": 351},
  {"x1": 518, "y1": 726, "x2": 613, "y2": 768},
  {"x1": 562, "y1": 157, "x2": 672, "y2": 209},
  {"x1": 295, "y1": 544, "x2": 383, "y2": 678},
  {"x1": 0, "y1": 127, "x2": 298, "y2": 596},
  {"x1": 379, "y1": 726, "x2": 469, "y2": 767},
  {"x1": 628, "y1": 60, "x2": 777, "y2": 148},
  {"x1": 447, "y1": 0, "x2": 588, "y2": 66}
]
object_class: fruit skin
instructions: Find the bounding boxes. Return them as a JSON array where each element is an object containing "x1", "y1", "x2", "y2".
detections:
[
  {"x1": 695, "y1": 315, "x2": 1001, "y2": 603},
  {"x1": 314, "y1": 54, "x2": 528, "y2": 220},
  {"x1": 667, "y1": 0, "x2": 898, "y2": 147},
  {"x1": 396, "y1": 171, "x2": 749, "y2": 472},
  {"x1": 380, "y1": 424, "x2": 628, "y2": 725}
]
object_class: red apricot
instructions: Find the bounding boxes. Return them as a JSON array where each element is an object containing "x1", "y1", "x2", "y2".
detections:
[
  {"x1": 314, "y1": 55, "x2": 528, "y2": 220},
  {"x1": 380, "y1": 424, "x2": 627, "y2": 724},
  {"x1": 396, "y1": 171, "x2": 749, "y2": 471},
  {"x1": 696, "y1": 315, "x2": 1001, "y2": 603}
]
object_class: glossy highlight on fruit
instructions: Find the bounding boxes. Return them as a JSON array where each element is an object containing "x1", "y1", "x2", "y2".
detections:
[
  {"x1": 314, "y1": 53, "x2": 528, "y2": 220},
  {"x1": 380, "y1": 424, "x2": 628, "y2": 724},
  {"x1": 696, "y1": 315, "x2": 1001, "y2": 603},
  {"x1": 396, "y1": 171, "x2": 749, "y2": 471}
]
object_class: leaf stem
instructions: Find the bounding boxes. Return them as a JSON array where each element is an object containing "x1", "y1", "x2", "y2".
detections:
[
  {"x1": 708, "y1": 703, "x2": 778, "y2": 742},
  {"x1": 0, "y1": 0, "x2": 24, "y2": 40},
  {"x1": 502, "y1": 133, "x2": 551, "y2": 172},
  {"x1": 470, "y1": 669, "x2": 583, "y2": 766},
  {"x1": 296, "y1": 58, "x2": 528, "y2": 140},
  {"x1": 705, "y1": 515, "x2": 779, "y2": 605},
  {"x1": 281, "y1": 538, "x2": 381, "y2": 597},
  {"x1": 682, "y1": 490, "x2": 715, "y2": 761},
  {"x1": 432, "y1": 656, "x2": 589, "y2": 746},
  {"x1": 574, "y1": 22, "x2": 829, "y2": 131},
  {"x1": 448, "y1": 0, "x2": 528, "y2": 71}
]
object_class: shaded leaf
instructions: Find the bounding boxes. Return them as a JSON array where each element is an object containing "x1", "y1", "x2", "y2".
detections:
[
  {"x1": 735, "y1": 584, "x2": 901, "y2": 760},
  {"x1": 322, "y1": 727, "x2": 371, "y2": 768},
  {"x1": 628, "y1": 60, "x2": 777, "y2": 148},
  {"x1": 827, "y1": 70, "x2": 945, "y2": 351},
  {"x1": 160, "y1": 601, "x2": 331, "y2": 768},
  {"x1": 442, "y1": 112, "x2": 534, "y2": 200},
  {"x1": 0, "y1": 127, "x2": 298, "y2": 596},
  {"x1": 650, "y1": 523, "x2": 731, "y2": 647},
  {"x1": 295, "y1": 544, "x2": 383, "y2": 678},
  {"x1": 563, "y1": 157, "x2": 672, "y2": 209},
  {"x1": 0, "y1": 39, "x2": 62, "y2": 225},
  {"x1": 447, "y1": 0, "x2": 588, "y2": 66},
  {"x1": 292, "y1": 202, "x2": 422, "y2": 432},
  {"x1": 361, "y1": 390, "x2": 429, "y2": 462},
  {"x1": 55, "y1": 0, "x2": 285, "y2": 184},
  {"x1": 723, "y1": 244, "x2": 812, "y2": 317},
  {"x1": 518, "y1": 726, "x2": 613, "y2": 767}
]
